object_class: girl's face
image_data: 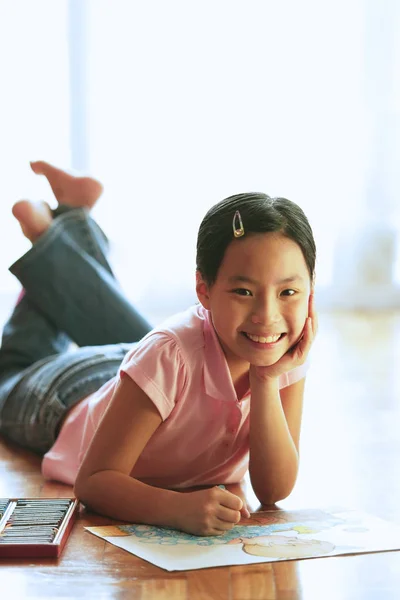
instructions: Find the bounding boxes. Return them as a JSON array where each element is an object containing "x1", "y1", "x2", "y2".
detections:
[{"x1": 196, "y1": 232, "x2": 311, "y2": 379}]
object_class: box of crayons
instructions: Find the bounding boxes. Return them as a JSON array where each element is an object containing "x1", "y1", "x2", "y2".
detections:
[{"x1": 0, "y1": 497, "x2": 79, "y2": 558}]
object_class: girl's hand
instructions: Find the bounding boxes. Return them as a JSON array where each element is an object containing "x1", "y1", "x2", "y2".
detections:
[
  {"x1": 251, "y1": 293, "x2": 318, "y2": 382},
  {"x1": 223, "y1": 482, "x2": 253, "y2": 517},
  {"x1": 175, "y1": 486, "x2": 247, "y2": 536}
]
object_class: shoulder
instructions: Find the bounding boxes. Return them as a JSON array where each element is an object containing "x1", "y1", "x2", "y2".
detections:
[
  {"x1": 129, "y1": 303, "x2": 207, "y2": 363},
  {"x1": 118, "y1": 304, "x2": 208, "y2": 416},
  {"x1": 157, "y1": 303, "x2": 208, "y2": 352}
]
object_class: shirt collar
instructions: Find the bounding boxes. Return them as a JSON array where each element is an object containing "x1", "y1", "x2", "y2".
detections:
[{"x1": 202, "y1": 308, "x2": 246, "y2": 402}]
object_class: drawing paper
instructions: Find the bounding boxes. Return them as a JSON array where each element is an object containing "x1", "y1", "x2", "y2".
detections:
[{"x1": 86, "y1": 507, "x2": 400, "y2": 571}]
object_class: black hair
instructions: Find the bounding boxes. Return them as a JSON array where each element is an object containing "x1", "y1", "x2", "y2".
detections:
[{"x1": 196, "y1": 192, "x2": 316, "y2": 286}]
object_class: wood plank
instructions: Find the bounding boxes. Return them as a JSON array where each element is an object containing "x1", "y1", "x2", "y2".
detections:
[{"x1": 1, "y1": 311, "x2": 400, "y2": 598}]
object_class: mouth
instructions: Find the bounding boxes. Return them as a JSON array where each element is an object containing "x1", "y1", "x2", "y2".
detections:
[{"x1": 242, "y1": 332, "x2": 286, "y2": 346}]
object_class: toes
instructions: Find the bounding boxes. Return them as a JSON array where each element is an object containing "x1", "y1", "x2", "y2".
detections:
[
  {"x1": 12, "y1": 200, "x2": 52, "y2": 237},
  {"x1": 30, "y1": 160, "x2": 64, "y2": 180},
  {"x1": 12, "y1": 200, "x2": 30, "y2": 220},
  {"x1": 28, "y1": 161, "x2": 103, "y2": 208},
  {"x1": 30, "y1": 160, "x2": 47, "y2": 174}
]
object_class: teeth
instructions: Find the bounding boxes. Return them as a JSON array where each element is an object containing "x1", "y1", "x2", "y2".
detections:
[{"x1": 247, "y1": 333, "x2": 281, "y2": 344}]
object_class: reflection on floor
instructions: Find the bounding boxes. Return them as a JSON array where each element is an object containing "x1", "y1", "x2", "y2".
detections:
[{"x1": 1, "y1": 300, "x2": 400, "y2": 599}]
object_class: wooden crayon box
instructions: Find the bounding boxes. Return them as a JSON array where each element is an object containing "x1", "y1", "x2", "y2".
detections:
[{"x1": 0, "y1": 497, "x2": 79, "y2": 558}]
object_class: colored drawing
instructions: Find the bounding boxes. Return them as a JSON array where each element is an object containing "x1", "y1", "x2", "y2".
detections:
[{"x1": 86, "y1": 507, "x2": 400, "y2": 571}]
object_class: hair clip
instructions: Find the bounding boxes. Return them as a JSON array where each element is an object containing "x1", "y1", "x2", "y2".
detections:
[{"x1": 232, "y1": 210, "x2": 245, "y2": 238}]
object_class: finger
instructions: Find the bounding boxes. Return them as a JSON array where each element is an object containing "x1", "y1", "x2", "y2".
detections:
[
  {"x1": 293, "y1": 317, "x2": 313, "y2": 361},
  {"x1": 217, "y1": 504, "x2": 242, "y2": 525},
  {"x1": 308, "y1": 293, "x2": 318, "y2": 336},
  {"x1": 222, "y1": 484, "x2": 251, "y2": 519},
  {"x1": 218, "y1": 489, "x2": 243, "y2": 512},
  {"x1": 213, "y1": 519, "x2": 238, "y2": 534},
  {"x1": 208, "y1": 526, "x2": 235, "y2": 536},
  {"x1": 308, "y1": 291, "x2": 314, "y2": 313},
  {"x1": 304, "y1": 317, "x2": 315, "y2": 348}
]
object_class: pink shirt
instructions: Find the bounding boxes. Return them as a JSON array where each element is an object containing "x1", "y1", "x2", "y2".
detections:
[{"x1": 42, "y1": 305, "x2": 308, "y2": 488}]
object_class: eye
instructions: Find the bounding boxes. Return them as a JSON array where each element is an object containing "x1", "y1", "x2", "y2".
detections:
[
  {"x1": 233, "y1": 288, "x2": 252, "y2": 297},
  {"x1": 281, "y1": 289, "x2": 296, "y2": 297}
]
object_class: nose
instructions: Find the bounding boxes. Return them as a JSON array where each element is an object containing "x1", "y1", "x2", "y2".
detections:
[{"x1": 251, "y1": 297, "x2": 281, "y2": 326}]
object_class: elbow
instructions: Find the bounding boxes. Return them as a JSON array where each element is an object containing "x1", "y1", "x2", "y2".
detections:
[
  {"x1": 256, "y1": 488, "x2": 292, "y2": 507},
  {"x1": 252, "y1": 473, "x2": 298, "y2": 507},
  {"x1": 73, "y1": 480, "x2": 86, "y2": 506},
  {"x1": 74, "y1": 469, "x2": 120, "y2": 514},
  {"x1": 73, "y1": 472, "x2": 92, "y2": 507},
  {"x1": 74, "y1": 480, "x2": 98, "y2": 515}
]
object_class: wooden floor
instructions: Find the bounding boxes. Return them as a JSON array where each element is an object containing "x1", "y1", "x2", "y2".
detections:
[{"x1": 1, "y1": 310, "x2": 400, "y2": 599}]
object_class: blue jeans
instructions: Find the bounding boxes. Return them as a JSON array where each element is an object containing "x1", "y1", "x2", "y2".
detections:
[{"x1": 0, "y1": 207, "x2": 152, "y2": 454}]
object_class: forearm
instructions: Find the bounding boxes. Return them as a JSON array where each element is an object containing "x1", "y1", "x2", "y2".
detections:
[
  {"x1": 249, "y1": 379, "x2": 299, "y2": 505},
  {"x1": 74, "y1": 471, "x2": 181, "y2": 527}
]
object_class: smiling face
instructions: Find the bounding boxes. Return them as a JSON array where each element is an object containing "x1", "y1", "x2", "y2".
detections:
[{"x1": 196, "y1": 232, "x2": 311, "y2": 380}]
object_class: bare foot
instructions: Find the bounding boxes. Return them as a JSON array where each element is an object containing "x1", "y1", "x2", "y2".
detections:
[
  {"x1": 30, "y1": 160, "x2": 103, "y2": 209},
  {"x1": 12, "y1": 200, "x2": 53, "y2": 243}
]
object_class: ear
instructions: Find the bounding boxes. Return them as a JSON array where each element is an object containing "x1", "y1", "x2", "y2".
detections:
[{"x1": 196, "y1": 271, "x2": 211, "y2": 310}]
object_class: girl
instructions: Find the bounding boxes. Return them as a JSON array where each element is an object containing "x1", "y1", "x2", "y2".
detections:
[{"x1": 0, "y1": 161, "x2": 317, "y2": 536}]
